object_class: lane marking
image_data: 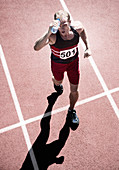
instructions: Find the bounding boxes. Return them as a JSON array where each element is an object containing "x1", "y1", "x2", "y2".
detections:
[
  {"x1": 0, "y1": 2, "x2": 119, "y2": 168},
  {"x1": 89, "y1": 56, "x2": 119, "y2": 118},
  {"x1": 0, "y1": 45, "x2": 39, "y2": 170},
  {"x1": 59, "y1": 0, "x2": 119, "y2": 119},
  {"x1": 0, "y1": 87, "x2": 119, "y2": 134}
]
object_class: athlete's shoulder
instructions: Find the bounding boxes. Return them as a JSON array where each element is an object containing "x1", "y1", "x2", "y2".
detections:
[{"x1": 71, "y1": 21, "x2": 84, "y2": 35}]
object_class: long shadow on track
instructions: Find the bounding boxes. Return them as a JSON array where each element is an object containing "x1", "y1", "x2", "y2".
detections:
[{"x1": 20, "y1": 92, "x2": 70, "y2": 170}]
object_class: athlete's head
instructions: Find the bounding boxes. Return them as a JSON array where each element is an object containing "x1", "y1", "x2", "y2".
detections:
[
  {"x1": 54, "y1": 10, "x2": 71, "y2": 22},
  {"x1": 54, "y1": 10, "x2": 71, "y2": 36}
]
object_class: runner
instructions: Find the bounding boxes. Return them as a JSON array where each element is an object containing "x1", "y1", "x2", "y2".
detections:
[{"x1": 34, "y1": 10, "x2": 91, "y2": 130}]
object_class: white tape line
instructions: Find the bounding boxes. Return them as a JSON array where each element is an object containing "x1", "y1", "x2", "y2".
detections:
[
  {"x1": 0, "y1": 45, "x2": 39, "y2": 170},
  {"x1": 0, "y1": 87, "x2": 119, "y2": 134}
]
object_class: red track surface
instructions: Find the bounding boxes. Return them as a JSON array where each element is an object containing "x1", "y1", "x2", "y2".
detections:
[{"x1": 0, "y1": 0, "x2": 119, "y2": 169}]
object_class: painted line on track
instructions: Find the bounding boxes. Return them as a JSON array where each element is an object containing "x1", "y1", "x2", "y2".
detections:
[
  {"x1": 0, "y1": 87, "x2": 119, "y2": 134},
  {"x1": 0, "y1": 45, "x2": 39, "y2": 170},
  {"x1": 59, "y1": 0, "x2": 119, "y2": 119},
  {"x1": 0, "y1": 2, "x2": 119, "y2": 169}
]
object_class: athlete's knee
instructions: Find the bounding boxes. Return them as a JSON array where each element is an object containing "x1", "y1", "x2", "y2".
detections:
[
  {"x1": 70, "y1": 83, "x2": 79, "y2": 100},
  {"x1": 70, "y1": 83, "x2": 79, "y2": 93},
  {"x1": 52, "y1": 77, "x2": 63, "y2": 86}
]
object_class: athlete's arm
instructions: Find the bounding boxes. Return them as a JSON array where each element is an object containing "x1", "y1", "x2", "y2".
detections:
[
  {"x1": 80, "y1": 29, "x2": 91, "y2": 58},
  {"x1": 34, "y1": 31, "x2": 51, "y2": 51},
  {"x1": 75, "y1": 21, "x2": 91, "y2": 58},
  {"x1": 34, "y1": 21, "x2": 57, "y2": 51}
]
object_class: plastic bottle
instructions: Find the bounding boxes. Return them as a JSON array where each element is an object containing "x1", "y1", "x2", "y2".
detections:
[{"x1": 51, "y1": 18, "x2": 60, "y2": 34}]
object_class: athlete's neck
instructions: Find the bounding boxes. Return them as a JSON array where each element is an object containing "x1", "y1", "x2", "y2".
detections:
[{"x1": 60, "y1": 30, "x2": 74, "y2": 40}]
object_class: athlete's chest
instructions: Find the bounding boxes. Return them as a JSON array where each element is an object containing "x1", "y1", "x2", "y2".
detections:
[
  {"x1": 60, "y1": 31, "x2": 74, "y2": 40},
  {"x1": 55, "y1": 33, "x2": 79, "y2": 49},
  {"x1": 50, "y1": 28, "x2": 80, "y2": 60}
]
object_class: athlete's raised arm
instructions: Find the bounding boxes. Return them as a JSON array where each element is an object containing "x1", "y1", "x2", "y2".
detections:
[{"x1": 34, "y1": 20, "x2": 58, "y2": 51}]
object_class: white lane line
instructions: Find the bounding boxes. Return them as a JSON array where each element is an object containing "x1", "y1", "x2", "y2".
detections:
[
  {"x1": 59, "y1": 0, "x2": 119, "y2": 119},
  {"x1": 89, "y1": 56, "x2": 119, "y2": 118},
  {"x1": 0, "y1": 87, "x2": 119, "y2": 134},
  {"x1": 59, "y1": 0, "x2": 73, "y2": 19},
  {"x1": 0, "y1": 45, "x2": 39, "y2": 170}
]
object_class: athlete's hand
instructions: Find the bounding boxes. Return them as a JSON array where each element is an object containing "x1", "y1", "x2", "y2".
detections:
[
  {"x1": 84, "y1": 49, "x2": 91, "y2": 58},
  {"x1": 48, "y1": 20, "x2": 60, "y2": 34}
]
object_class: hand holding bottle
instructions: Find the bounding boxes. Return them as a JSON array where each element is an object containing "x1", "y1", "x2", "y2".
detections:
[{"x1": 49, "y1": 19, "x2": 60, "y2": 34}]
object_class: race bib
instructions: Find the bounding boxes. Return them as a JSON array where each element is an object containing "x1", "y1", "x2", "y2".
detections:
[{"x1": 60, "y1": 46, "x2": 77, "y2": 60}]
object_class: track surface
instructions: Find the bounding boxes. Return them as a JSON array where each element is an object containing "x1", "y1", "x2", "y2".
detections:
[{"x1": 0, "y1": 0, "x2": 119, "y2": 169}]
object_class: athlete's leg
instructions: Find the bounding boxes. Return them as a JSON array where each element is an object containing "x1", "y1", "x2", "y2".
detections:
[
  {"x1": 66, "y1": 58, "x2": 80, "y2": 130},
  {"x1": 52, "y1": 77, "x2": 63, "y2": 86},
  {"x1": 67, "y1": 58, "x2": 80, "y2": 109},
  {"x1": 69, "y1": 83, "x2": 79, "y2": 110},
  {"x1": 67, "y1": 83, "x2": 79, "y2": 130},
  {"x1": 52, "y1": 77, "x2": 63, "y2": 95},
  {"x1": 51, "y1": 61, "x2": 66, "y2": 95}
]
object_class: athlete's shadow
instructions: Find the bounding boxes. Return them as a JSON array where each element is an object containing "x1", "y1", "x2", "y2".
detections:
[{"x1": 20, "y1": 92, "x2": 70, "y2": 170}]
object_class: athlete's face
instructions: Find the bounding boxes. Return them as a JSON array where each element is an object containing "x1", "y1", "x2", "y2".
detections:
[{"x1": 58, "y1": 18, "x2": 71, "y2": 36}]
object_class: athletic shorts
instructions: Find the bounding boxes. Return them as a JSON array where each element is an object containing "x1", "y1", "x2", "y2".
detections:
[{"x1": 51, "y1": 57, "x2": 80, "y2": 85}]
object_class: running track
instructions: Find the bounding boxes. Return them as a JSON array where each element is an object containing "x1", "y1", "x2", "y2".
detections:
[{"x1": 0, "y1": 0, "x2": 119, "y2": 169}]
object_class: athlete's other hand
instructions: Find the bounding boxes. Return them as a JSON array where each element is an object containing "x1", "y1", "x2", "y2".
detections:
[{"x1": 84, "y1": 49, "x2": 91, "y2": 58}]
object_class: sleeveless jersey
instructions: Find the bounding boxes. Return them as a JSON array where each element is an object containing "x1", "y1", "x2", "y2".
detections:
[{"x1": 50, "y1": 26, "x2": 80, "y2": 64}]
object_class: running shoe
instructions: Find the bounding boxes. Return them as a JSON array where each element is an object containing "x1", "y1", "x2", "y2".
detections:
[{"x1": 67, "y1": 109, "x2": 79, "y2": 130}]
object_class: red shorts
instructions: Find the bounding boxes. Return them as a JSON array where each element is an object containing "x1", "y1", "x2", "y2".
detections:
[{"x1": 51, "y1": 58, "x2": 80, "y2": 85}]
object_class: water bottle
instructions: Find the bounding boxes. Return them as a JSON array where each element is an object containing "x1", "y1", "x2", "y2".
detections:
[{"x1": 51, "y1": 18, "x2": 60, "y2": 34}]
